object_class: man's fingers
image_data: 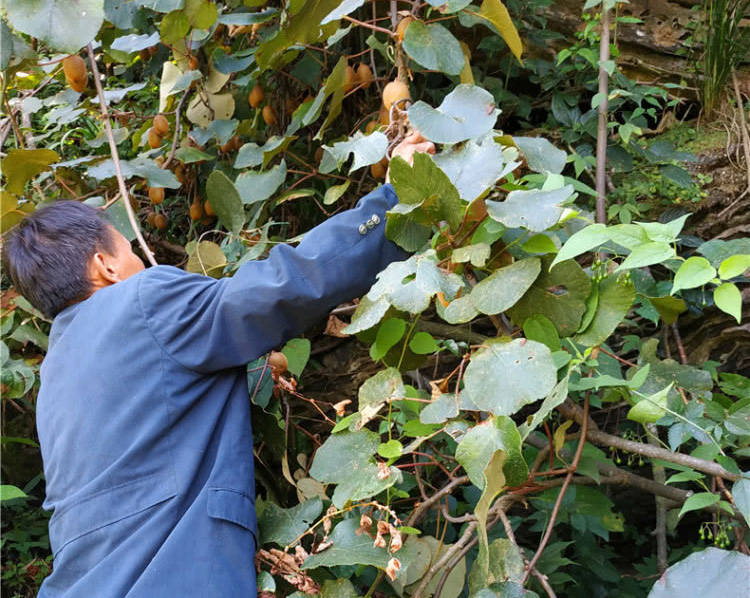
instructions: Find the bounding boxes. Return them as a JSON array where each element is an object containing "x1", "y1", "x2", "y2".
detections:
[{"x1": 414, "y1": 141, "x2": 435, "y2": 155}]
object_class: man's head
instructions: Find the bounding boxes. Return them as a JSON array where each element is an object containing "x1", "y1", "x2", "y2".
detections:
[{"x1": 2, "y1": 202, "x2": 145, "y2": 319}]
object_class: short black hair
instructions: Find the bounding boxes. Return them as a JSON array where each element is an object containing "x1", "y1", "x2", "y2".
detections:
[{"x1": 2, "y1": 201, "x2": 116, "y2": 319}]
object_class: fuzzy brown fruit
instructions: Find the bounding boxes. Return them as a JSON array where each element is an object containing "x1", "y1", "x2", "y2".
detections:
[
  {"x1": 378, "y1": 106, "x2": 390, "y2": 126},
  {"x1": 365, "y1": 120, "x2": 379, "y2": 134},
  {"x1": 154, "y1": 213, "x2": 168, "y2": 231},
  {"x1": 148, "y1": 187, "x2": 165, "y2": 205},
  {"x1": 396, "y1": 16, "x2": 414, "y2": 42},
  {"x1": 146, "y1": 212, "x2": 157, "y2": 228},
  {"x1": 344, "y1": 65, "x2": 356, "y2": 92},
  {"x1": 63, "y1": 55, "x2": 87, "y2": 92},
  {"x1": 370, "y1": 159, "x2": 387, "y2": 179},
  {"x1": 262, "y1": 104, "x2": 277, "y2": 126},
  {"x1": 189, "y1": 201, "x2": 203, "y2": 221},
  {"x1": 203, "y1": 200, "x2": 215, "y2": 217},
  {"x1": 268, "y1": 351, "x2": 288, "y2": 375},
  {"x1": 153, "y1": 114, "x2": 169, "y2": 137},
  {"x1": 147, "y1": 128, "x2": 162, "y2": 149},
  {"x1": 249, "y1": 84, "x2": 265, "y2": 108},
  {"x1": 188, "y1": 56, "x2": 199, "y2": 70},
  {"x1": 356, "y1": 63, "x2": 373, "y2": 89},
  {"x1": 382, "y1": 80, "x2": 410, "y2": 111}
]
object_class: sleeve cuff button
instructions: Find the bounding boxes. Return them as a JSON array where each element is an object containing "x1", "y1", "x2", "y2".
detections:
[
  {"x1": 358, "y1": 224, "x2": 368, "y2": 235},
  {"x1": 371, "y1": 214, "x2": 381, "y2": 225}
]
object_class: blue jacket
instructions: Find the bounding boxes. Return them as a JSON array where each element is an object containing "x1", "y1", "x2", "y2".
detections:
[{"x1": 36, "y1": 184, "x2": 404, "y2": 597}]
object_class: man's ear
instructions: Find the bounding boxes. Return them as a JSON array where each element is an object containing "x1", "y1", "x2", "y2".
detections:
[{"x1": 88, "y1": 251, "x2": 121, "y2": 288}]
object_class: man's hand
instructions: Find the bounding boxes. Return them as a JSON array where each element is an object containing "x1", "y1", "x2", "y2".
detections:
[{"x1": 386, "y1": 131, "x2": 435, "y2": 182}]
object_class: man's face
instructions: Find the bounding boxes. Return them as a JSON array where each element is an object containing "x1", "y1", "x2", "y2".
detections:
[{"x1": 107, "y1": 227, "x2": 146, "y2": 280}]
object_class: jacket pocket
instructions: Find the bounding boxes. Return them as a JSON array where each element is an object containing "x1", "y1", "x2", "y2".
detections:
[
  {"x1": 206, "y1": 487, "x2": 257, "y2": 538},
  {"x1": 49, "y1": 473, "x2": 177, "y2": 557}
]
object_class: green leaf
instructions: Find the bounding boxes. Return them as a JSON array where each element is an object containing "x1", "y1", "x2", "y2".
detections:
[
  {"x1": 678, "y1": 492, "x2": 720, "y2": 518},
  {"x1": 455, "y1": 416, "x2": 527, "y2": 489},
  {"x1": 732, "y1": 478, "x2": 750, "y2": 526},
  {"x1": 88, "y1": 156, "x2": 181, "y2": 188},
  {"x1": 420, "y1": 393, "x2": 459, "y2": 424},
  {"x1": 574, "y1": 273, "x2": 635, "y2": 347},
  {"x1": 627, "y1": 383, "x2": 672, "y2": 423},
  {"x1": 174, "y1": 146, "x2": 214, "y2": 164},
  {"x1": 235, "y1": 161, "x2": 287, "y2": 205},
  {"x1": 402, "y1": 21, "x2": 464, "y2": 76},
  {"x1": 206, "y1": 170, "x2": 245, "y2": 235},
  {"x1": 186, "y1": 241, "x2": 227, "y2": 277},
  {"x1": 647, "y1": 295, "x2": 687, "y2": 325},
  {"x1": 452, "y1": 243, "x2": 491, "y2": 268},
  {"x1": 433, "y1": 136, "x2": 516, "y2": 202},
  {"x1": 718, "y1": 254, "x2": 750, "y2": 279},
  {"x1": 513, "y1": 137, "x2": 566, "y2": 174},
  {"x1": 468, "y1": 538, "x2": 524, "y2": 595},
  {"x1": 473, "y1": 451, "x2": 507, "y2": 583},
  {"x1": 0, "y1": 485, "x2": 27, "y2": 502},
  {"x1": 617, "y1": 242, "x2": 675, "y2": 271},
  {"x1": 377, "y1": 439, "x2": 403, "y2": 459},
  {"x1": 522, "y1": 314, "x2": 561, "y2": 352},
  {"x1": 302, "y1": 518, "x2": 389, "y2": 569},
  {"x1": 184, "y1": 0, "x2": 217, "y2": 28},
  {"x1": 320, "y1": 579, "x2": 361, "y2": 598},
  {"x1": 370, "y1": 318, "x2": 407, "y2": 361},
  {"x1": 522, "y1": 233, "x2": 558, "y2": 255},
  {"x1": 367, "y1": 251, "x2": 462, "y2": 315},
  {"x1": 637, "y1": 215, "x2": 689, "y2": 243},
  {"x1": 671, "y1": 257, "x2": 716, "y2": 294},
  {"x1": 659, "y1": 164, "x2": 693, "y2": 188},
  {"x1": 714, "y1": 283, "x2": 742, "y2": 323},
  {"x1": 665, "y1": 471, "x2": 704, "y2": 484},
  {"x1": 477, "y1": 0, "x2": 523, "y2": 63},
  {"x1": 551, "y1": 223, "x2": 610, "y2": 269},
  {"x1": 4, "y1": 0, "x2": 104, "y2": 53},
  {"x1": 647, "y1": 548, "x2": 750, "y2": 598},
  {"x1": 470, "y1": 258, "x2": 541, "y2": 315},
  {"x1": 436, "y1": 293, "x2": 480, "y2": 324},
  {"x1": 343, "y1": 295, "x2": 390, "y2": 334},
  {"x1": 389, "y1": 153, "x2": 463, "y2": 232},
  {"x1": 308, "y1": 430, "x2": 401, "y2": 507},
  {"x1": 255, "y1": 0, "x2": 342, "y2": 69},
  {"x1": 698, "y1": 238, "x2": 750, "y2": 268},
  {"x1": 282, "y1": 338, "x2": 311, "y2": 377},
  {"x1": 258, "y1": 497, "x2": 323, "y2": 546},
  {"x1": 463, "y1": 339, "x2": 557, "y2": 416},
  {"x1": 407, "y1": 85, "x2": 499, "y2": 144},
  {"x1": 322, "y1": 132, "x2": 388, "y2": 174},
  {"x1": 357, "y1": 367, "x2": 405, "y2": 428},
  {"x1": 486, "y1": 185, "x2": 574, "y2": 232},
  {"x1": 110, "y1": 31, "x2": 161, "y2": 53},
  {"x1": 518, "y1": 375, "x2": 569, "y2": 439},
  {"x1": 104, "y1": 0, "x2": 140, "y2": 29},
  {"x1": 160, "y1": 10, "x2": 191, "y2": 45},
  {"x1": 1, "y1": 149, "x2": 59, "y2": 195},
  {"x1": 409, "y1": 331, "x2": 440, "y2": 355},
  {"x1": 508, "y1": 258, "x2": 592, "y2": 337},
  {"x1": 324, "y1": 181, "x2": 351, "y2": 205}
]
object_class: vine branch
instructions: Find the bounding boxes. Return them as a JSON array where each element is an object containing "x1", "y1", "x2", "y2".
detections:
[{"x1": 86, "y1": 44, "x2": 157, "y2": 266}]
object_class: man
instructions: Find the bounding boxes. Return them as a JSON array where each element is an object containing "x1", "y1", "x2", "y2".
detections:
[{"x1": 3, "y1": 133, "x2": 434, "y2": 597}]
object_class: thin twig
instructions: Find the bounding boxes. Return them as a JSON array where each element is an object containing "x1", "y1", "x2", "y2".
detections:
[
  {"x1": 523, "y1": 394, "x2": 590, "y2": 583},
  {"x1": 594, "y1": 7, "x2": 611, "y2": 227},
  {"x1": 86, "y1": 43, "x2": 157, "y2": 266}
]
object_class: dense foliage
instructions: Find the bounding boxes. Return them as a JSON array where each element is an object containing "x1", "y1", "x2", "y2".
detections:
[{"x1": 1, "y1": 1, "x2": 749, "y2": 597}]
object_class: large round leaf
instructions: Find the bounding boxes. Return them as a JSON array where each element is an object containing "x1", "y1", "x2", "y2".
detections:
[
  {"x1": 470, "y1": 257, "x2": 541, "y2": 315},
  {"x1": 4, "y1": 0, "x2": 104, "y2": 53},
  {"x1": 402, "y1": 21, "x2": 465, "y2": 76},
  {"x1": 463, "y1": 339, "x2": 557, "y2": 416},
  {"x1": 647, "y1": 548, "x2": 750, "y2": 598},
  {"x1": 507, "y1": 258, "x2": 591, "y2": 337}
]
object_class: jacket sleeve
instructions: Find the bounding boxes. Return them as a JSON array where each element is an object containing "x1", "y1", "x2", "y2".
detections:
[{"x1": 137, "y1": 184, "x2": 407, "y2": 373}]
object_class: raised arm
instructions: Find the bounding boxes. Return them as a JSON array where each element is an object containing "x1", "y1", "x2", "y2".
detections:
[{"x1": 138, "y1": 184, "x2": 406, "y2": 372}]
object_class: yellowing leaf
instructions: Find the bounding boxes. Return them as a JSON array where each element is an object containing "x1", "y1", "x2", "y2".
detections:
[
  {"x1": 554, "y1": 419, "x2": 573, "y2": 456},
  {"x1": 1, "y1": 148, "x2": 59, "y2": 195},
  {"x1": 477, "y1": 0, "x2": 523, "y2": 64},
  {"x1": 186, "y1": 92, "x2": 235, "y2": 127}
]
